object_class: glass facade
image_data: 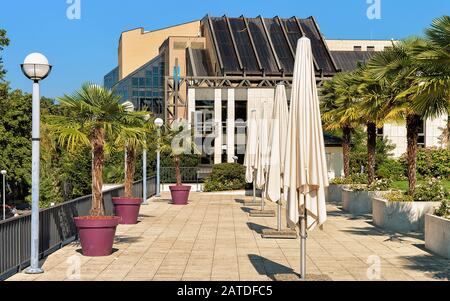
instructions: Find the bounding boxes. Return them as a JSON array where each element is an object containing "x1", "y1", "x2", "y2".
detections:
[
  {"x1": 104, "y1": 67, "x2": 119, "y2": 91},
  {"x1": 104, "y1": 55, "x2": 165, "y2": 117}
]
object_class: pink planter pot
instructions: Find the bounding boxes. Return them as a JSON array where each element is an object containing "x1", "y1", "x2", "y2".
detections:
[
  {"x1": 169, "y1": 185, "x2": 191, "y2": 205},
  {"x1": 74, "y1": 216, "x2": 120, "y2": 257},
  {"x1": 112, "y1": 197, "x2": 142, "y2": 224}
]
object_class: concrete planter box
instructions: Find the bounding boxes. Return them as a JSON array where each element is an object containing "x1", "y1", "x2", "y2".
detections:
[
  {"x1": 326, "y1": 184, "x2": 344, "y2": 204},
  {"x1": 425, "y1": 214, "x2": 450, "y2": 259},
  {"x1": 373, "y1": 198, "x2": 440, "y2": 233},
  {"x1": 342, "y1": 188, "x2": 383, "y2": 215}
]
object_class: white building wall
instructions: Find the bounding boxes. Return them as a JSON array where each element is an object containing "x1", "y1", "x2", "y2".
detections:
[
  {"x1": 384, "y1": 114, "x2": 448, "y2": 158},
  {"x1": 425, "y1": 114, "x2": 447, "y2": 149},
  {"x1": 326, "y1": 39, "x2": 396, "y2": 51},
  {"x1": 325, "y1": 147, "x2": 344, "y2": 179},
  {"x1": 247, "y1": 88, "x2": 275, "y2": 119},
  {"x1": 383, "y1": 121, "x2": 408, "y2": 158}
]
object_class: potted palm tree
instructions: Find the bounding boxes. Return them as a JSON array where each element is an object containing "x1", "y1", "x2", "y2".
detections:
[
  {"x1": 160, "y1": 118, "x2": 198, "y2": 205},
  {"x1": 112, "y1": 102, "x2": 151, "y2": 224},
  {"x1": 46, "y1": 83, "x2": 145, "y2": 256}
]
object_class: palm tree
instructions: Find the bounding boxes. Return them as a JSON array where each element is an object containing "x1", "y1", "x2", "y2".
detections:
[
  {"x1": 321, "y1": 72, "x2": 362, "y2": 178},
  {"x1": 367, "y1": 38, "x2": 430, "y2": 195},
  {"x1": 114, "y1": 105, "x2": 152, "y2": 199},
  {"x1": 46, "y1": 83, "x2": 146, "y2": 215},
  {"x1": 356, "y1": 65, "x2": 398, "y2": 185}
]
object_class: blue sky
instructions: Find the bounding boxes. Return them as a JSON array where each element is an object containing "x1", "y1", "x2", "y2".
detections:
[{"x1": 1, "y1": 0, "x2": 448, "y2": 98}]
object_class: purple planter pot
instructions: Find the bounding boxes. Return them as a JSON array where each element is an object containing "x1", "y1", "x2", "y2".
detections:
[
  {"x1": 74, "y1": 216, "x2": 120, "y2": 257},
  {"x1": 112, "y1": 197, "x2": 142, "y2": 224},
  {"x1": 169, "y1": 185, "x2": 191, "y2": 205}
]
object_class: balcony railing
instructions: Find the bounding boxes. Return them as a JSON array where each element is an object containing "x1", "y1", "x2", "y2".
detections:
[{"x1": 0, "y1": 177, "x2": 156, "y2": 280}]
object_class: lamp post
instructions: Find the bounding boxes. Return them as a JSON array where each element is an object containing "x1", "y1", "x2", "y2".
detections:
[
  {"x1": 154, "y1": 118, "x2": 164, "y2": 197},
  {"x1": 1, "y1": 170, "x2": 6, "y2": 221},
  {"x1": 21, "y1": 53, "x2": 51, "y2": 274}
]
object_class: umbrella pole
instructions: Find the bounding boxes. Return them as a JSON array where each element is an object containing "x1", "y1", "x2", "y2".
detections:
[
  {"x1": 277, "y1": 200, "x2": 282, "y2": 231},
  {"x1": 300, "y1": 204, "x2": 307, "y2": 280},
  {"x1": 261, "y1": 189, "x2": 265, "y2": 211},
  {"x1": 253, "y1": 171, "x2": 256, "y2": 203}
]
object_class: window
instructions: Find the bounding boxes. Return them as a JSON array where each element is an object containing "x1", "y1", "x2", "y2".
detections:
[
  {"x1": 354, "y1": 46, "x2": 362, "y2": 51},
  {"x1": 377, "y1": 126, "x2": 384, "y2": 137},
  {"x1": 418, "y1": 120, "x2": 426, "y2": 148},
  {"x1": 367, "y1": 46, "x2": 375, "y2": 51}
]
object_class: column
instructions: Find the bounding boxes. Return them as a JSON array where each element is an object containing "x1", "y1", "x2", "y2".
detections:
[
  {"x1": 214, "y1": 89, "x2": 222, "y2": 164},
  {"x1": 227, "y1": 89, "x2": 235, "y2": 163}
]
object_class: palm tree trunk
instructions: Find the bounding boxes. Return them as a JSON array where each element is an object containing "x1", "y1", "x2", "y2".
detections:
[
  {"x1": 406, "y1": 114, "x2": 421, "y2": 195},
  {"x1": 342, "y1": 126, "x2": 351, "y2": 178},
  {"x1": 367, "y1": 122, "x2": 377, "y2": 185},
  {"x1": 174, "y1": 155, "x2": 181, "y2": 186},
  {"x1": 124, "y1": 144, "x2": 136, "y2": 198},
  {"x1": 90, "y1": 127, "x2": 105, "y2": 216}
]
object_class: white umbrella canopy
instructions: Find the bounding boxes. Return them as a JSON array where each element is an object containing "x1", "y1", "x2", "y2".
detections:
[
  {"x1": 255, "y1": 102, "x2": 272, "y2": 189},
  {"x1": 244, "y1": 109, "x2": 258, "y2": 183},
  {"x1": 266, "y1": 84, "x2": 289, "y2": 203},
  {"x1": 283, "y1": 37, "x2": 329, "y2": 231}
]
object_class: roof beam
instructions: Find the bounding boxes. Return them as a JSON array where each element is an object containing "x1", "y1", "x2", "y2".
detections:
[
  {"x1": 224, "y1": 15, "x2": 244, "y2": 71},
  {"x1": 310, "y1": 16, "x2": 341, "y2": 73},
  {"x1": 242, "y1": 16, "x2": 264, "y2": 74},
  {"x1": 187, "y1": 47, "x2": 198, "y2": 77},
  {"x1": 259, "y1": 16, "x2": 283, "y2": 73},
  {"x1": 207, "y1": 15, "x2": 225, "y2": 74},
  {"x1": 294, "y1": 17, "x2": 321, "y2": 73},
  {"x1": 276, "y1": 16, "x2": 295, "y2": 60}
]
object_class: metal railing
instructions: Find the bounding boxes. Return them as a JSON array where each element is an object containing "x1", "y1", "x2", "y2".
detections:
[
  {"x1": 0, "y1": 177, "x2": 156, "y2": 280},
  {"x1": 160, "y1": 166, "x2": 212, "y2": 184}
]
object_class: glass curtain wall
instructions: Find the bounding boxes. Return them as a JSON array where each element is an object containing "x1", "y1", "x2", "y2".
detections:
[{"x1": 111, "y1": 55, "x2": 165, "y2": 117}]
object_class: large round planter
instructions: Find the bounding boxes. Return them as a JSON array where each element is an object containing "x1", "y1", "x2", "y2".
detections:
[
  {"x1": 74, "y1": 216, "x2": 120, "y2": 257},
  {"x1": 342, "y1": 188, "x2": 383, "y2": 216},
  {"x1": 373, "y1": 198, "x2": 440, "y2": 233},
  {"x1": 326, "y1": 184, "x2": 345, "y2": 204},
  {"x1": 425, "y1": 214, "x2": 450, "y2": 259},
  {"x1": 169, "y1": 185, "x2": 191, "y2": 205},
  {"x1": 112, "y1": 197, "x2": 142, "y2": 224}
]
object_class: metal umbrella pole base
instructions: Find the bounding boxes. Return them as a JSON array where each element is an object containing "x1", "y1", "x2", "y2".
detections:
[
  {"x1": 261, "y1": 200, "x2": 297, "y2": 238},
  {"x1": 249, "y1": 189, "x2": 275, "y2": 217},
  {"x1": 244, "y1": 174, "x2": 260, "y2": 206}
]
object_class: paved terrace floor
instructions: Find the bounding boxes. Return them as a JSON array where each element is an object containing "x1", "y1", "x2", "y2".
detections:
[{"x1": 8, "y1": 192, "x2": 450, "y2": 281}]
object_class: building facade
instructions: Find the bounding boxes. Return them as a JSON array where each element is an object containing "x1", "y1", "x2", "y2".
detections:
[{"x1": 104, "y1": 15, "x2": 447, "y2": 179}]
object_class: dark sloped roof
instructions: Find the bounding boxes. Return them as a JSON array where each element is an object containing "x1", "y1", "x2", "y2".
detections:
[
  {"x1": 202, "y1": 15, "x2": 340, "y2": 77},
  {"x1": 331, "y1": 51, "x2": 375, "y2": 72},
  {"x1": 187, "y1": 48, "x2": 213, "y2": 77}
]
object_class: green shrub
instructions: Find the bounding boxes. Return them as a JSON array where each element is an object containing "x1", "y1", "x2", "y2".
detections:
[
  {"x1": 330, "y1": 177, "x2": 351, "y2": 185},
  {"x1": 383, "y1": 191, "x2": 414, "y2": 202},
  {"x1": 435, "y1": 199, "x2": 449, "y2": 218},
  {"x1": 400, "y1": 148, "x2": 450, "y2": 179},
  {"x1": 376, "y1": 159, "x2": 406, "y2": 180},
  {"x1": 413, "y1": 178, "x2": 450, "y2": 202},
  {"x1": 368, "y1": 178, "x2": 393, "y2": 191},
  {"x1": 204, "y1": 163, "x2": 246, "y2": 192}
]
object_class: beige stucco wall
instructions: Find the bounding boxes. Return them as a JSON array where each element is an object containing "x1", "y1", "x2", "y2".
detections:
[
  {"x1": 118, "y1": 20, "x2": 201, "y2": 79},
  {"x1": 326, "y1": 39, "x2": 396, "y2": 51}
]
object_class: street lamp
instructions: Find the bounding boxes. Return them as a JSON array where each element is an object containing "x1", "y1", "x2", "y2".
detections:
[
  {"x1": 154, "y1": 118, "x2": 164, "y2": 197},
  {"x1": 1, "y1": 170, "x2": 6, "y2": 221},
  {"x1": 21, "y1": 53, "x2": 51, "y2": 274}
]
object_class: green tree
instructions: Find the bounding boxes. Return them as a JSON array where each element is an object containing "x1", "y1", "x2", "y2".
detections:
[
  {"x1": 46, "y1": 83, "x2": 146, "y2": 216},
  {"x1": 321, "y1": 71, "x2": 361, "y2": 178},
  {"x1": 0, "y1": 29, "x2": 10, "y2": 81},
  {"x1": 367, "y1": 38, "x2": 427, "y2": 195}
]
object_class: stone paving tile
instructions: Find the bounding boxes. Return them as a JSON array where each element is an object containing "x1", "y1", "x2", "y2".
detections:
[{"x1": 7, "y1": 192, "x2": 450, "y2": 281}]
